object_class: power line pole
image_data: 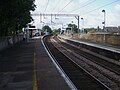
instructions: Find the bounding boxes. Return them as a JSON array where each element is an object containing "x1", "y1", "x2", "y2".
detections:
[
  {"x1": 51, "y1": 14, "x2": 52, "y2": 24},
  {"x1": 32, "y1": 13, "x2": 79, "y2": 17},
  {"x1": 102, "y1": 10, "x2": 106, "y2": 43},
  {"x1": 78, "y1": 16, "x2": 80, "y2": 33},
  {"x1": 75, "y1": 15, "x2": 80, "y2": 33},
  {"x1": 32, "y1": 13, "x2": 80, "y2": 32}
]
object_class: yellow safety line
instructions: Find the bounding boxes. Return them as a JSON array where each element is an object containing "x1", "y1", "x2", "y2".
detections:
[{"x1": 33, "y1": 52, "x2": 38, "y2": 90}]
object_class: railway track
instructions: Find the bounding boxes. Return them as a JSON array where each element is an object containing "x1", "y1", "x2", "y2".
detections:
[
  {"x1": 55, "y1": 36, "x2": 120, "y2": 76},
  {"x1": 53, "y1": 36, "x2": 120, "y2": 89},
  {"x1": 43, "y1": 35, "x2": 110, "y2": 90}
]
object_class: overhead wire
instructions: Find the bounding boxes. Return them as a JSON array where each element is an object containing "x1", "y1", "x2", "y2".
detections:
[
  {"x1": 57, "y1": 0, "x2": 74, "y2": 14},
  {"x1": 52, "y1": 0, "x2": 62, "y2": 12},
  {"x1": 43, "y1": 0, "x2": 50, "y2": 13},
  {"x1": 68, "y1": 0, "x2": 96, "y2": 13},
  {"x1": 82, "y1": 0, "x2": 120, "y2": 15},
  {"x1": 41, "y1": 0, "x2": 119, "y2": 25}
]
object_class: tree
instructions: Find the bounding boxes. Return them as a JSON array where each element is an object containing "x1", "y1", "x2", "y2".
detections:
[
  {"x1": 42, "y1": 25, "x2": 52, "y2": 33},
  {"x1": 0, "y1": 0, "x2": 36, "y2": 37},
  {"x1": 86, "y1": 28, "x2": 97, "y2": 33},
  {"x1": 53, "y1": 28, "x2": 61, "y2": 35},
  {"x1": 67, "y1": 23, "x2": 78, "y2": 33}
]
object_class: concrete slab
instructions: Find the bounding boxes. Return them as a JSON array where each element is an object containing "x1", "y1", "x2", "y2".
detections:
[
  {"x1": 0, "y1": 41, "x2": 34, "y2": 90},
  {"x1": 0, "y1": 37, "x2": 71, "y2": 90},
  {"x1": 35, "y1": 38, "x2": 71, "y2": 90}
]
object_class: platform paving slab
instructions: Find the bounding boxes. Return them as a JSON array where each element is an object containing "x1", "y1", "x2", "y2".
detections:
[
  {"x1": 35, "y1": 38, "x2": 71, "y2": 90},
  {"x1": 0, "y1": 37, "x2": 71, "y2": 90},
  {"x1": 0, "y1": 41, "x2": 34, "y2": 90}
]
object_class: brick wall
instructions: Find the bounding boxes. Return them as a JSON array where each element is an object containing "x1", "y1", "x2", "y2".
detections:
[{"x1": 65, "y1": 33, "x2": 120, "y2": 45}]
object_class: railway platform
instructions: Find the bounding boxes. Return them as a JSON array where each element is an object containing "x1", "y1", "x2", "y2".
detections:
[
  {"x1": 58, "y1": 35, "x2": 120, "y2": 54},
  {"x1": 58, "y1": 35, "x2": 120, "y2": 52},
  {"x1": 58, "y1": 34, "x2": 120, "y2": 62},
  {"x1": 0, "y1": 36, "x2": 71, "y2": 90}
]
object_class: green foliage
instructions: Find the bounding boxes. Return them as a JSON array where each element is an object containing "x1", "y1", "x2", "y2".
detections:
[
  {"x1": 53, "y1": 29, "x2": 60, "y2": 35},
  {"x1": 42, "y1": 25, "x2": 53, "y2": 33},
  {"x1": 0, "y1": 0, "x2": 36, "y2": 37},
  {"x1": 86, "y1": 28, "x2": 97, "y2": 33},
  {"x1": 67, "y1": 23, "x2": 78, "y2": 33}
]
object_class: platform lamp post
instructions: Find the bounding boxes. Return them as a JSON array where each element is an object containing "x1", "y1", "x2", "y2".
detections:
[
  {"x1": 102, "y1": 10, "x2": 106, "y2": 43},
  {"x1": 102, "y1": 10, "x2": 106, "y2": 32},
  {"x1": 81, "y1": 18, "x2": 84, "y2": 33},
  {"x1": 71, "y1": 21, "x2": 73, "y2": 33}
]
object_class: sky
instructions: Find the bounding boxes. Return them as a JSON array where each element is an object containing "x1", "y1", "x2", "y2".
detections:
[{"x1": 31, "y1": 0, "x2": 120, "y2": 29}]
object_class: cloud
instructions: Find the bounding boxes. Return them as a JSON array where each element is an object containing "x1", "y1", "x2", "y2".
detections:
[
  {"x1": 32, "y1": 0, "x2": 120, "y2": 28},
  {"x1": 105, "y1": 4, "x2": 120, "y2": 26},
  {"x1": 104, "y1": 10, "x2": 120, "y2": 27},
  {"x1": 85, "y1": 15, "x2": 102, "y2": 28},
  {"x1": 106, "y1": 12, "x2": 116, "y2": 26},
  {"x1": 115, "y1": 4, "x2": 120, "y2": 12}
]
